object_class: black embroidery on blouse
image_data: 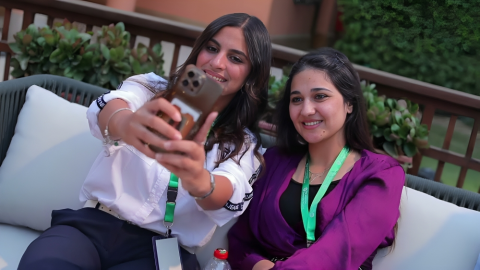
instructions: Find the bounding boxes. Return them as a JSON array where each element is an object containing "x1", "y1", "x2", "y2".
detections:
[
  {"x1": 244, "y1": 191, "x2": 253, "y2": 201},
  {"x1": 223, "y1": 201, "x2": 244, "y2": 212},
  {"x1": 117, "y1": 81, "x2": 123, "y2": 89},
  {"x1": 96, "y1": 91, "x2": 110, "y2": 110},
  {"x1": 248, "y1": 165, "x2": 262, "y2": 185}
]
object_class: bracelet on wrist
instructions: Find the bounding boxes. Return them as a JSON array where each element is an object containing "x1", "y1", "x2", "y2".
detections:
[
  {"x1": 189, "y1": 172, "x2": 215, "y2": 200},
  {"x1": 103, "y1": 107, "x2": 133, "y2": 146}
]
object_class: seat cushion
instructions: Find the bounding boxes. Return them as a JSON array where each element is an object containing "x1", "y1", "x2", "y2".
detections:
[
  {"x1": 0, "y1": 224, "x2": 41, "y2": 270},
  {"x1": 373, "y1": 187, "x2": 480, "y2": 270},
  {"x1": 0, "y1": 85, "x2": 103, "y2": 231}
]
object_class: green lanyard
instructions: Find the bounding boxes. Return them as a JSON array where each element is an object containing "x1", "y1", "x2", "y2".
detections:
[
  {"x1": 301, "y1": 146, "x2": 350, "y2": 247},
  {"x1": 162, "y1": 120, "x2": 217, "y2": 237},
  {"x1": 164, "y1": 173, "x2": 178, "y2": 237}
]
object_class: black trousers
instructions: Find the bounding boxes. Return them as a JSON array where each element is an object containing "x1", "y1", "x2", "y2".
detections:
[{"x1": 18, "y1": 208, "x2": 200, "y2": 270}]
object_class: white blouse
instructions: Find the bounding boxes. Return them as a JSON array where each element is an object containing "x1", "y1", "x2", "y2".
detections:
[{"x1": 80, "y1": 73, "x2": 261, "y2": 249}]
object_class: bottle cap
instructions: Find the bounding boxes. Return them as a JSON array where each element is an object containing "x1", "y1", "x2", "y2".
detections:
[{"x1": 214, "y1": 248, "x2": 228, "y2": 260}]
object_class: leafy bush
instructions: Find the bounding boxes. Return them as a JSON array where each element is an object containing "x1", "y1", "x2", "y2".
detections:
[
  {"x1": 362, "y1": 81, "x2": 429, "y2": 157},
  {"x1": 9, "y1": 21, "x2": 164, "y2": 89},
  {"x1": 335, "y1": 0, "x2": 480, "y2": 96}
]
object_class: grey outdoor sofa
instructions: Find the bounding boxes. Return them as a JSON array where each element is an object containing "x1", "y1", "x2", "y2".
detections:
[{"x1": 1, "y1": 75, "x2": 480, "y2": 270}]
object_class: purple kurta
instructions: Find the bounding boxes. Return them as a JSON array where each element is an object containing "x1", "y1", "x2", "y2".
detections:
[{"x1": 227, "y1": 147, "x2": 405, "y2": 270}]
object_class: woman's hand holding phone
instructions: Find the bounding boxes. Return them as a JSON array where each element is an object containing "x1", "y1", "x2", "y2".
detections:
[
  {"x1": 155, "y1": 111, "x2": 218, "y2": 196},
  {"x1": 111, "y1": 98, "x2": 184, "y2": 159}
]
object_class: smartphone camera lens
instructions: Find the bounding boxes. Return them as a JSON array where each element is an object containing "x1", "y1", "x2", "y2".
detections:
[
  {"x1": 192, "y1": 81, "x2": 199, "y2": 87},
  {"x1": 188, "y1": 71, "x2": 195, "y2": 78},
  {"x1": 182, "y1": 80, "x2": 189, "y2": 86}
]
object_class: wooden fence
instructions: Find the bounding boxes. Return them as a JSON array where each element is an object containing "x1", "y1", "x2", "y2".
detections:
[{"x1": 1, "y1": 0, "x2": 479, "y2": 190}]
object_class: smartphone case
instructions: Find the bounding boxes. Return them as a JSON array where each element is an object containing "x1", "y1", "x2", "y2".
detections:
[{"x1": 149, "y1": 64, "x2": 223, "y2": 153}]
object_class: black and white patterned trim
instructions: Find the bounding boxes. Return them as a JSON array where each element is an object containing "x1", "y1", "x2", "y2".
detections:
[
  {"x1": 249, "y1": 165, "x2": 262, "y2": 185},
  {"x1": 224, "y1": 201, "x2": 244, "y2": 212},
  {"x1": 244, "y1": 191, "x2": 253, "y2": 201},
  {"x1": 223, "y1": 191, "x2": 254, "y2": 212},
  {"x1": 116, "y1": 81, "x2": 123, "y2": 90},
  {"x1": 96, "y1": 91, "x2": 110, "y2": 110}
]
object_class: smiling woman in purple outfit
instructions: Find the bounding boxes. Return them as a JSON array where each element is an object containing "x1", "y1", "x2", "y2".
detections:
[{"x1": 227, "y1": 48, "x2": 405, "y2": 270}]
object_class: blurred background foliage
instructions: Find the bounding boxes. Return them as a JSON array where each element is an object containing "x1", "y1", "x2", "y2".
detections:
[
  {"x1": 9, "y1": 20, "x2": 165, "y2": 89},
  {"x1": 335, "y1": 0, "x2": 480, "y2": 96}
]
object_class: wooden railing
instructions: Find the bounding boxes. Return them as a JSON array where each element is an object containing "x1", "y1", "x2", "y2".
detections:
[{"x1": 1, "y1": 0, "x2": 479, "y2": 190}]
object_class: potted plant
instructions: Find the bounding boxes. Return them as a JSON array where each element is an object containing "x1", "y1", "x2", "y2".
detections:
[
  {"x1": 8, "y1": 20, "x2": 165, "y2": 89},
  {"x1": 362, "y1": 81, "x2": 430, "y2": 165}
]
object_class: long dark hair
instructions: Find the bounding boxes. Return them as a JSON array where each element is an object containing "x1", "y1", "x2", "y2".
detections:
[
  {"x1": 274, "y1": 47, "x2": 374, "y2": 155},
  {"x1": 156, "y1": 13, "x2": 271, "y2": 167}
]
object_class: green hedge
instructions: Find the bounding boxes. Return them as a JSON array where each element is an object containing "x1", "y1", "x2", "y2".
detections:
[{"x1": 335, "y1": 0, "x2": 480, "y2": 96}]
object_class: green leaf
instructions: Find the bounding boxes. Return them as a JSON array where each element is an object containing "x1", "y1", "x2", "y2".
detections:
[
  {"x1": 107, "y1": 30, "x2": 115, "y2": 41},
  {"x1": 383, "y1": 142, "x2": 398, "y2": 158},
  {"x1": 73, "y1": 70, "x2": 85, "y2": 81},
  {"x1": 375, "y1": 101, "x2": 385, "y2": 111},
  {"x1": 110, "y1": 48, "x2": 118, "y2": 62},
  {"x1": 152, "y1": 43, "x2": 163, "y2": 57},
  {"x1": 391, "y1": 124, "x2": 400, "y2": 133},
  {"x1": 25, "y1": 24, "x2": 39, "y2": 36},
  {"x1": 398, "y1": 125, "x2": 410, "y2": 139},
  {"x1": 36, "y1": 37, "x2": 46, "y2": 47},
  {"x1": 115, "y1": 22, "x2": 125, "y2": 32},
  {"x1": 109, "y1": 74, "x2": 120, "y2": 88},
  {"x1": 49, "y1": 49, "x2": 64, "y2": 63},
  {"x1": 17, "y1": 54, "x2": 30, "y2": 70},
  {"x1": 132, "y1": 59, "x2": 142, "y2": 75},
  {"x1": 11, "y1": 66, "x2": 25, "y2": 78},
  {"x1": 101, "y1": 44, "x2": 110, "y2": 60},
  {"x1": 8, "y1": 43, "x2": 23, "y2": 54},
  {"x1": 397, "y1": 99, "x2": 407, "y2": 111},
  {"x1": 409, "y1": 128, "x2": 416, "y2": 138},
  {"x1": 64, "y1": 66, "x2": 74, "y2": 78},
  {"x1": 403, "y1": 142, "x2": 417, "y2": 157},
  {"x1": 113, "y1": 62, "x2": 131, "y2": 74},
  {"x1": 393, "y1": 110, "x2": 403, "y2": 125},
  {"x1": 383, "y1": 128, "x2": 394, "y2": 142},
  {"x1": 386, "y1": 98, "x2": 396, "y2": 109}
]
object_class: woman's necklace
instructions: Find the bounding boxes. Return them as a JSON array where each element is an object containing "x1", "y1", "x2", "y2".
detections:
[{"x1": 308, "y1": 165, "x2": 331, "y2": 184}]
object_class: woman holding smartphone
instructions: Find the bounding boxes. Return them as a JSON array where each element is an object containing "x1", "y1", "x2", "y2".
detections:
[{"x1": 19, "y1": 13, "x2": 271, "y2": 270}]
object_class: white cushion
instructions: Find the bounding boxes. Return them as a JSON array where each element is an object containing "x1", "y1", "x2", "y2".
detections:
[
  {"x1": 0, "y1": 223, "x2": 41, "y2": 270},
  {"x1": 0, "y1": 85, "x2": 102, "y2": 231},
  {"x1": 373, "y1": 187, "x2": 480, "y2": 270}
]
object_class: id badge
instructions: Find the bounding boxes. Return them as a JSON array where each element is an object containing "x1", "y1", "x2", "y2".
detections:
[{"x1": 152, "y1": 235, "x2": 183, "y2": 270}]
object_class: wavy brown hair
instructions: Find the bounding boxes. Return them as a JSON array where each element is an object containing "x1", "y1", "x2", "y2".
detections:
[{"x1": 154, "y1": 13, "x2": 271, "y2": 168}]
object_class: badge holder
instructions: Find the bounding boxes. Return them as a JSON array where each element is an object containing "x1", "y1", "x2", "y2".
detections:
[{"x1": 153, "y1": 174, "x2": 183, "y2": 270}]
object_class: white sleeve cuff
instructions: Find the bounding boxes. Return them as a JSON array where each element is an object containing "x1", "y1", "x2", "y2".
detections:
[{"x1": 198, "y1": 139, "x2": 262, "y2": 227}]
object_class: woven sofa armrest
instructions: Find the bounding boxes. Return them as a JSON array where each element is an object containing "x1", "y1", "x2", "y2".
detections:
[
  {"x1": 0, "y1": 75, "x2": 109, "y2": 166},
  {"x1": 406, "y1": 174, "x2": 480, "y2": 212}
]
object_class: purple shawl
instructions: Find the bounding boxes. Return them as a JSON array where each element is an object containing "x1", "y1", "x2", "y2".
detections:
[{"x1": 227, "y1": 147, "x2": 405, "y2": 270}]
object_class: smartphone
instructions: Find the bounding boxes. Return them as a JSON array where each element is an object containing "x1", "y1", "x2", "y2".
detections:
[{"x1": 148, "y1": 64, "x2": 223, "y2": 153}]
